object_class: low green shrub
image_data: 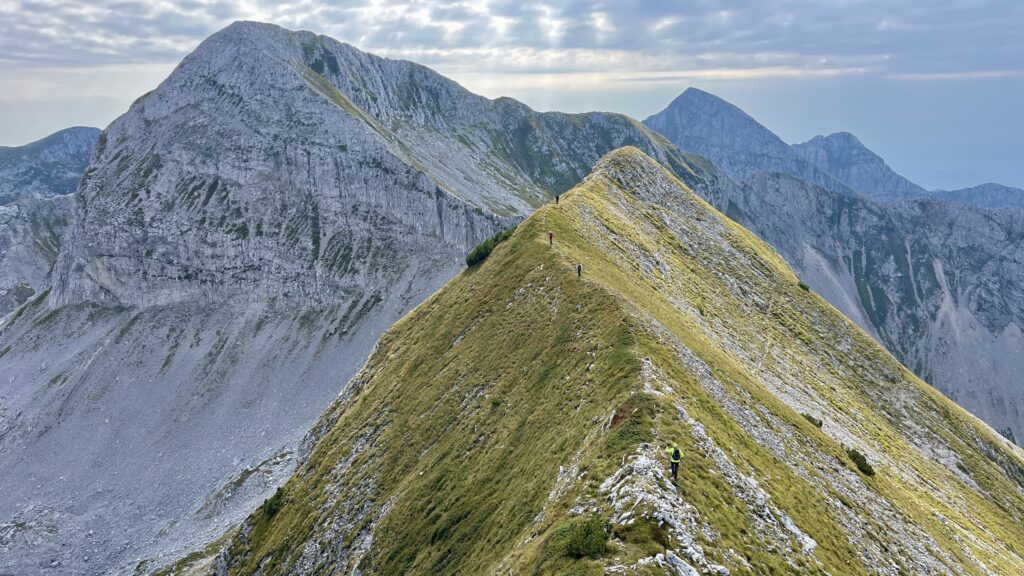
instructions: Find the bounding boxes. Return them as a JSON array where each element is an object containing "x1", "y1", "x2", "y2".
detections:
[
  {"x1": 465, "y1": 226, "x2": 517, "y2": 267},
  {"x1": 798, "y1": 280, "x2": 811, "y2": 291},
  {"x1": 548, "y1": 516, "x2": 609, "y2": 559},
  {"x1": 262, "y1": 487, "x2": 285, "y2": 518},
  {"x1": 847, "y1": 448, "x2": 875, "y2": 476},
  {"x1": 801, "y1": 413, "x2": 823, "y2": 428}
]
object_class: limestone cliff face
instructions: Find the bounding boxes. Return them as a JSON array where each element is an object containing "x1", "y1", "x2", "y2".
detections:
[
  {"x1": 0, "y1": 128, "x2": 95, "y2": 314},
  {"x1": 0, "y1": 196, "x2": 72, "y2": 313},
  {"x1": 51, "y1": 22, "x2": 690, "y2": 310}
]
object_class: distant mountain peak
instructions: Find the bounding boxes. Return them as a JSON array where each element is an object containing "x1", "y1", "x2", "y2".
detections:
[
  {"x1": 793, "y1": 131, "x2": 926, "y2": 200},
  {"x1": 643, "y1": 88, "x2": 853, "y2": 194},
  {"x1": 0, "y1": 126, "x2": 99, "y2": 205}
]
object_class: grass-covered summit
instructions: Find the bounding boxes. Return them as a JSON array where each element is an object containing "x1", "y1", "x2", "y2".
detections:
[{"x1": 201, "y1": 148, "x2": 1024, "y2": 575}]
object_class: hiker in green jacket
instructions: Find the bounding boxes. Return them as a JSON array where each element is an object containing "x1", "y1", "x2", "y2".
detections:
[{"x1": 666, "y1": 443, "x2": 682, "y2": 481}]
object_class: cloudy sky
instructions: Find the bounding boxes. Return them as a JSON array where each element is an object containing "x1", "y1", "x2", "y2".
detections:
[{"x1": 1, "y1": 0, "x2": 1022, "y2": 189}]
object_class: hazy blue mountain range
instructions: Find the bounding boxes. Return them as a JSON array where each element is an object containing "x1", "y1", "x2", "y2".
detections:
[{"x1": 646, "y1": 88, "x2": 1024, "y2": 209}]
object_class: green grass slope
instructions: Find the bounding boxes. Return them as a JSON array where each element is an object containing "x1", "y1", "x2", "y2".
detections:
[{"x1": 209, "y1": 148, "x2": 1024, "y2": 575}]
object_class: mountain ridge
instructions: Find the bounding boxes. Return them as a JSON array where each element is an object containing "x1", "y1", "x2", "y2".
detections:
[
  {"x1": 642, "y1": 88, "x2": 856, "y2": 196},
  {"x1": 792, "y1": 131, "x2": 928, "y2": 201},
  {"x1": 202, "y1": 147, "x2": 1024, "y2": 576}
]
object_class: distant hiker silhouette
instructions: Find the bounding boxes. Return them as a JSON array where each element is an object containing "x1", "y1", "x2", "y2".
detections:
[
  {"x1": 555, "y1": 194, "x2": 560, "y2": 204},
  {"x1": 548, "y1": 232, "x2": 554, "y2": 246},
  {"x1": 666, "y1": 443, "x2": 682, "y2": 481},
  {"x1": 577, "y1": 263, "x2": 582, "y2": 278}
]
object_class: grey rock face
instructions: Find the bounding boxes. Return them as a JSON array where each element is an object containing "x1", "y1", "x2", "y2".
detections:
[
  {"x1": 642, "y1": 88, "x2": 854, "y2": 195},
  {"x1": 1, "y1": 21, "x2": 694, "y2": 575},
  {"x1": 0, "y1": 129, "x2": 94, "y2": 315},
  {"x1": 0, "y1": 127, "x2": 99, "y2": 205},
  {"x1": 794, "y1": 133, "x2": 1024, "y2": 209},
  {"x1": 792, "y1": 132, "x2": 927, "y2": 201},
  {"x1": 0, "y1": 196, "x2": 72, "y2": 313}
]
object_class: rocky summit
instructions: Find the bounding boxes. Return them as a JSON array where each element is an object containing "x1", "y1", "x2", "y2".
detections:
[
  {"x1": 642, "y1": 88, "x2": 854, "y2": 196},
  {"x1": 792, "y1": 132, "x2": 927, "y2": 202},
  {"x1": 0, "y1": 22, "x2": 696, "y2": 575},
  {"x1": 186, "y1": 148, "x2": 1024, "y2": 576}
]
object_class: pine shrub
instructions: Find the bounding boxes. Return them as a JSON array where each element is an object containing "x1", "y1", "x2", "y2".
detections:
[
  {"x1": 263, "y1": 487, "x2": 285, "y2": 518},
  {"x1": 465, "y1": 225, "x2": 516, "y2": 267},
  {"x1": 847, "y1": 448, "x2": 875, "y2": 476},
  {"x1": 802, "y1": 413, "x2": 823, "y2": 428}
]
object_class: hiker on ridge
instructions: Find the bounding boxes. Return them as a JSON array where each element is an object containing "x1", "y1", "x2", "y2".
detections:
[{"x1": 666, "y1": 443, "x2": 682, "y2": 481}]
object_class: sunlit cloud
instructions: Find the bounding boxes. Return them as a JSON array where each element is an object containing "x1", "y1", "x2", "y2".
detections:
[
  {"x1": 1, "y1": 0, "x2": 1020, "y2": 80},
  {"x1": 889, "y1": 70, "x2": 1024, "y2": 81}
]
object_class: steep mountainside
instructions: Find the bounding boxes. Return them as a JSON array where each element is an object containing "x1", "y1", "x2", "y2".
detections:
[
  {"x1": 0, "y1": 22, "x2": 698, "y2": 575},
  {"x1": 792, "y1": 132, "x2": 927, "y2": 201},
  {"x1": 691, "y1": 168, "x2": 1024, "y2": 446},
  {"x1": 196, "y1": 148, "x2": 1024, "y2": 576},
  {"x1": 0, "y1": 127, "x2": 99, "y2": 205},
  {"x1": 642, "y1": 88, "x2": 853, "y2": 195}
]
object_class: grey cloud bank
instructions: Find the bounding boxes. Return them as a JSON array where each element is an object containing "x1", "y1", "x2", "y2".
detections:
[{"x1": 0, "y1": 0, "x2": 1021, "y2": 189}]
